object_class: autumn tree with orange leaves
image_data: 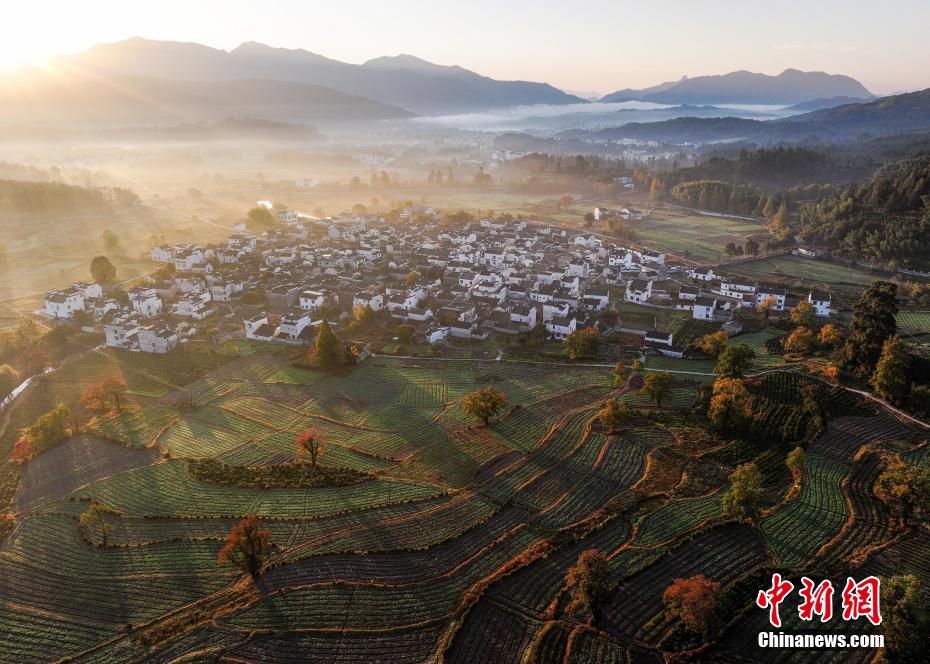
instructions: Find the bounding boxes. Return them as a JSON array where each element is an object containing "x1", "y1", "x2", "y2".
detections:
[
  {"x1": 81, "y1": 375, "x2": 128, "y2": 413},
  {"x1": 295, "y1": 428, "x2": 324, "y2": 469},
  {"x1": 663, "y1": 574, "x2": 721, "y2": 636},
  {"x1": 218, "y1": 516, "x2": 271, "y2": 578}
]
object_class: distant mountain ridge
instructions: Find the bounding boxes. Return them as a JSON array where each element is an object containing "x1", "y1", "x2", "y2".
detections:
[
  {"x1": 567, "y1": 88, "x2": 930, "y2": 144},
  {"x1": 49, "y1": 38, "x2": 585, "y2": 115},
  {"x1": 601, "y1": 69, "x2": 873, "y2": 106}
]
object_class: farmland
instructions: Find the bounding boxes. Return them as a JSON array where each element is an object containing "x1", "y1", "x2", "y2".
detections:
[
  {"x1": 0, "y1": 346, "x2": 927, "y2": 663},
  {"x1": 630, "y1": 213, "x2": 767, "y2": 263}
]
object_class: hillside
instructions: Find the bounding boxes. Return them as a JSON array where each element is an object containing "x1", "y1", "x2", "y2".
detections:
[
  {"x1": 601, "y1": 69, "x2": 872, "y2": 105},
  {"x1": 0, "y1": 70, "x2": 412, "y2": 127},
  {"x1": 796, "y1": 153, "x2": 930, "y2": 269},
  {"x1": 47, "y1": 38, "x2": 585, "y2": 115}
]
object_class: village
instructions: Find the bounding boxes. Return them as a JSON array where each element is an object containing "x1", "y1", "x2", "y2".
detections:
[{"x1": 38, "y1": 204, "x2": 832, "y2": 362}]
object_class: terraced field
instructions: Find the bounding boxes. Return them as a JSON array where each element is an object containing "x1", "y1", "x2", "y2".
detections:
[{"x1": 0, "y1": 350, "x2": 926, "y2": 663}]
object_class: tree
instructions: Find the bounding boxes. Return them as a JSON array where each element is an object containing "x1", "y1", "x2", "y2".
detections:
[
  {"x1": 217, "y1": 516, "x2": 272, "y2": 578},
  {"x1": 314, "y1": 320, "x2": 342, "y2": 371},
  {"x1": 875, "y1": 459, "x2": 930, "y2": 520},
  {"x1": 695, "y1": 331, "x2": 728, "y2": 358},
  {"x1": 715, "y1": 344, "x2": 755, "y2": 378},
  {"x1": 23, "y1": 404, "x2": 71, "y2": 455},
  {"x1": 352, "y1": 304, "x2": 376, "y2": 330},
  {"x1": 768, "y1": 201, "x2": 789, "y2": 235},
  {"x1": 461, "y1": 387, "x2": 508, "y2": 425},
  {"x1": 395, "y1": 324, "x2": 413, "y2": 346},
  {"x1": 881, "y1": 575, "x2": 924, "y2": 658},
  {"x1": 101, "y1": 229, "x2": 121, "y2": 252},
  {"x1": 0, "y1": 364, "x2": 20, "y2": 401},
  {"x1": 790, "y1": 301, "x2": 815, "y2": 328},
  {"x1": 564, "y1": 549, "x2": 608, "y2": 624},
  {"x1": 631, "y1": 358, "x2": 644, "y2": 372},
  {"x1": 817, "y1": 323, "x2": 841, "y2": 348},
  {"x1": 757, "y1": 295, "x2": 778, "y2": 320},
  {"x1": 843, "y1": 281, "x2": 899, "y2": 376},
  {"x1": 598, "y1": 399, "x2": 632, "y2": 431},
  {"x1": 640, "y1": 371, "x2": 674, "y2": 407},
  {"x1": 784, "y1": 326, "x2": 815, "y2": 355},
  {"x1": 90, "y1": 255, "x2": 116, "y2": 283},
  {"x1": 723, "y1": 462, "x2": 765, "y2": 524},
  {"x1": 724, "y1": 242, "x2": 739, "y2": 258},
  {"x1": 600, "y1": 308, "x2": 618, "y2": 327},
  {"x1": 80, "y1": 502, "x2": 113, "y2": 547},
  {"x1": 650, "y1": 178, "x2": 665, "y2": 204},
  {"x1": 708, "y1": 377, "x2": 752, "y2": 435},
  {"x1": 245, "y1": 206, "x2": 274, "y2": 228},
  {"x1": 406, "y1": 271, "x2": 419, "y2": 287},
  {"x1": 786, "y1": 446, "x2": 807, "y2": 486},
  {"x1": 762, "y1": 196, "x2": 777, "y2": 218},
  {"x1": 870, "y1": 336, "x2": 909, "y2": 403},
  {"x1": 744, "y1": 239, "x2": 760, "y2": 256},
  {"x1": 563, "y1": 327, "x2": 599, "y2": 360},
  {"x1": 583, "y1": 212, "x2": 595, "y2": 227},
  {"x1": 663, "y1": 575, "x2": 721, "y2": 635},
  {"x1": 295, "y1": 428, "x2": 324, "y2": 469},
  {"x1": 81, "y1": 375, "x2": 128, "y2": 412},
  {"x1": 611, "y1": 361, "x2": 629, "y2": 386}
]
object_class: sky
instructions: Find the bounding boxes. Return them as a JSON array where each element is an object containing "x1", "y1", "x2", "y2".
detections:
[{"x1": 2, "y1": 0, "x2": 928, "y2": 95}]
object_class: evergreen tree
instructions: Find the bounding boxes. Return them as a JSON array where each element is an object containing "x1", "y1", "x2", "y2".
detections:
[
  {"x1": 314, "y1": 320, "x2": 342, "y2": 371},
  {"x1": 870, "y1": 336, "x2": 909, "y2": 403},
  {"x1": 843, "y1": 281, "x2": 898, "y2": 376}
]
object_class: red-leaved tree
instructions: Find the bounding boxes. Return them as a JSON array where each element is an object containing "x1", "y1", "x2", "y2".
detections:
[
  {"x1": 663, "y1": 574, "x2": 721, "y2": 635},
  {"x1": 217, "y1": 516, "x2": 271, "y2": 578},
  {"x1": 295, "y1": 428, "x2": 324, "y2": 469}
]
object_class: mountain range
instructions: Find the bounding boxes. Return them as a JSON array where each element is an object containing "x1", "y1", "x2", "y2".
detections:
[
  {"x1": 600, "y1": 69, "x2": 872, "y2": 105},
  {"x1": 564, "y1": 88, "x2": 930, "y2": 144},
  {"x1": 0, "y1": 39, "x2": 890, "y2": 129},
  {"x1": 46, "y1": 38, "x2": 584, "y2": 116}
]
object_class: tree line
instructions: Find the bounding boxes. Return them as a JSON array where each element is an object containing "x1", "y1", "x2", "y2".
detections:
[{"x1": 0, "y1": 179, "x2": 140, "y2": 219}]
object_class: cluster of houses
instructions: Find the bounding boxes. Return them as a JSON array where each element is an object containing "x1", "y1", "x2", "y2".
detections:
[
  {"x1": 593, "y1": 206, "x2": 644, "y2": 222},
  {"x1": 36, "y1": 206, "x2": 832, "y2": 358}
]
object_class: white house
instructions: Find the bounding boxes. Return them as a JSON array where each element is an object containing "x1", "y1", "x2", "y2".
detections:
[
  {"x1": 175, "y1": 291, "x2": 214, "y2": 320},
  {"x1": 718, "y1": 279, "x2": 757, "y2": 307},
  {"x1": 546, "y1": 315, "x2": 577, "y2": 340},
  {"x1": 693, "y1": 297, "x2": 718, "y2": 320},
  {"x1": 104, "y1": 314, "x2": 140, "y2": 351},
  {"x1": 582, "y1": 288, "x2": 610, "y2": 311},
  {"x1": 210, "y1": 280, "x2": 243, "y2": 302},
  {"x1": 625, "y1": 279, "x2": 652, "y2": 304},
  {"x1": 689, "y1": 267, "x2": 717, "y2": 282},
  {"x1": 299, "y1": 290, "x2": 326, "y2": 311},
  {"x1": 542, "y1": 300, "x2": 570, "y2": 323},
  {"x1": 278, "y1": 209, "x2": 300, "y2": 225},
  {"x1": 353, "y1": 291, "x2": 384, "y2": 312},
  {"x1": 808, "y1": 292, "x2": 832, "y2": 317},
  {"x1": 244, "y1": 314, "x2": 275, "y2": 342},
  {"x1": 644, "y1": 328, "x2": 683, "y2": 358},
  {"x1": 424, "y1": 326, "x2": 449, "y2": 345},
  {"x1": 678, "y1": 284, "x2": 699, "y2": 301},
  {"x1": 278, "y1": 311, "x2": 313, "y2": 342},
  {"x1": 129, "y1": 288, "x2": 163, "y2": 318},
  {"x1": 42, "y1": 287, "x2": 84, "y2": 319},
  {"x1": 756, "y1": 288, "x2": 787, "y2": 311},
  {"x1": 137, "y1": 323, "x2": 178, "y2": 354},
  {"x1": 510, "y1": 304, "x2": 537, "y2": 329}
]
